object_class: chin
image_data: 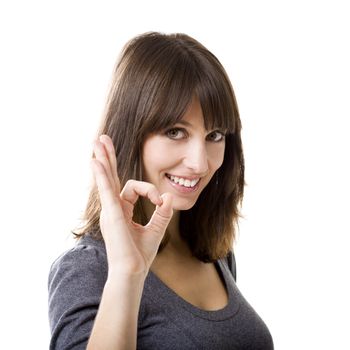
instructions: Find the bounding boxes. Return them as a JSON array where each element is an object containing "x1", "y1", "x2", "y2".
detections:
[{"x1": 172, "y1": 198, "x2": 197, "y2": 211}]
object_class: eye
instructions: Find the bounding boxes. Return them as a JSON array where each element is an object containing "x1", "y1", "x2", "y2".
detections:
[
  {"x1": 206, "y1": 130, "x2": 225, "y2": 142},
  {"x1": 165, "y1": 128, "x2": 187, "y2": 140}
]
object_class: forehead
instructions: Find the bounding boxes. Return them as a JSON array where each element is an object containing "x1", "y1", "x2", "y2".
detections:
[
  {"x1": 178, "y1": 97, "x2": 205, "y2": 127},
  {"x1": 142, "y1": 91, "x2": 234, "y2": 137},
  {"x1": 176, "y1": 95, "x2": 228, "y2": 132}
]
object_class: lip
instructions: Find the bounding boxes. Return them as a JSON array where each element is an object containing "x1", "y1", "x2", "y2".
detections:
[{"x1": 165, "y1": 174, "x2": 201, "y2": 193}]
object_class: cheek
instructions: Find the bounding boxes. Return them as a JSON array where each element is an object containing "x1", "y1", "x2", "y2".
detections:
[
  {"x1": 208, "y1": 144, "x2": 225, "y2": 170},
  {"x1": 142, "y1": 148, "x2": 172, "y2": 181},
  {"x1": 144, "y1": 142, "x2": 180, "y2": 168}
]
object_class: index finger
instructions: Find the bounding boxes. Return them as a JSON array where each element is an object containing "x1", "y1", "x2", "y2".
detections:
[{"x1": 120, "y1": 180, "x2": 163, "y2": 206}]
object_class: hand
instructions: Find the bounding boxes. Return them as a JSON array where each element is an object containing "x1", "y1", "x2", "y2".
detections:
[{"x1": 91, "y1": 135, "x2": 173, "y2": 277}]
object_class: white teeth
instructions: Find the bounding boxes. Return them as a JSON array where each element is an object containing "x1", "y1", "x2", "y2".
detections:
[
  {"x1": 170, "y1": 175, "x2": 178, "y2": 183},
  {"x1": 167, "y1": 174, "x2": 199, "y2": 188}
]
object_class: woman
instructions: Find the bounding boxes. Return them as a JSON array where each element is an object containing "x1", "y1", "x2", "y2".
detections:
[{"x1": 48, "y1": 32, "x2": 274, "y2": 349}]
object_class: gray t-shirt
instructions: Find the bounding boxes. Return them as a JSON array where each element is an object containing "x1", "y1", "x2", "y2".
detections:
[{"x1": 48, "y1": 235, "x2": 273, "y2": 349}]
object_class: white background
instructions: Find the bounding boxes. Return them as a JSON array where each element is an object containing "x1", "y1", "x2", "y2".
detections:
[{"x1": 1, "y1": 0, "x2": 349, "y2": 348}]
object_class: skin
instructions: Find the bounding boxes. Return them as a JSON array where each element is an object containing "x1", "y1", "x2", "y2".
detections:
[
  {"x1": 142, "y1": 97, "x2": 229, "y2": 312},
  {"x1": 87, "y1": 95, "x2": 226, "y2": 349},
  {"x1": 142, "y1": 96, "x2": 225, "y2": 210},
  {"x1": 142, "y1": 95, "x2": 226, "y2": 257},
  {"x1": 88, "y1": 136, "x2": 173, "y2": 349}
]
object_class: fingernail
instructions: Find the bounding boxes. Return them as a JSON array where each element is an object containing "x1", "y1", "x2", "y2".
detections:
[{"x1": 99, "y1": 135, "x2": 106, "y2": 143}]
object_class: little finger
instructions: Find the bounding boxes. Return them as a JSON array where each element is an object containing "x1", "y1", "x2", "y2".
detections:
[
  {"x1": 99, "y1": 134, "x2": 121, "y2": 193},
  {"x1": 93, "y1": 140, "x2": 117, "y2": 196}
]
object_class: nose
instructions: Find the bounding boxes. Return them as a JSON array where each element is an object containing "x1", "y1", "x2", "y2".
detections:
[{"x1": 183, "y1": 140, "x2": 209, "y2": 175}]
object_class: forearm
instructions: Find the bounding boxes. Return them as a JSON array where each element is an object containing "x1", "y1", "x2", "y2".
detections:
[
  {"x1": 87, "y1": 271, "x2": 146, "y2": 350},
  {"x1": 88, "y1": 136, "x2": 173, "y2": 349}
]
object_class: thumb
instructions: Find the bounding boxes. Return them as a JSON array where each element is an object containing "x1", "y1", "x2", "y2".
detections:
[{"x1": 146, "y1": 193, "x2": 173, "y2": 236}]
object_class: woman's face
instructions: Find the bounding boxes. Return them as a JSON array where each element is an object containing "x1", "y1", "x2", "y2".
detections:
[{"x1": 142, "y1": 96, "x2": 226, "y2": 211}]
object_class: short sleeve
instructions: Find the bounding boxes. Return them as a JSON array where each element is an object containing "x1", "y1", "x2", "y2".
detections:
[{"x1": 48, "y1": 240, "x2": 108, "y2": 350}]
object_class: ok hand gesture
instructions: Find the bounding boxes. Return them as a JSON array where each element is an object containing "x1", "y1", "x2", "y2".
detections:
[{"x1": 91, "y1": 135, "x2": 173, "y2": 277}]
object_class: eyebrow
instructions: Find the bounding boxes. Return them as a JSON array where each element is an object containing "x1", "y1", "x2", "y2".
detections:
[
  {"x1": 175, "y1": 120, "x2": 192, "y2": 127},
  {"x1": 175, "y1": 120, "x2": 227, "y2": 133}
]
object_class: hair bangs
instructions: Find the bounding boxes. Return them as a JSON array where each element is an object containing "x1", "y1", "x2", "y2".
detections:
[
  {"x1": 140, "y1": 50, "x2": 199, "y2": 134},
  {"x1": 195, "y1": 64, "x2": 238, "y2": 135}
]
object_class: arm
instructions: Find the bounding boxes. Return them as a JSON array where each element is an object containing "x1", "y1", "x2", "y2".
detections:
[
  {"x1": 86, "y1": 135, "x2": 173, "y2": 349},
  {"x1": 87, "y1": 271, "x2": 144, "y2": 349}
]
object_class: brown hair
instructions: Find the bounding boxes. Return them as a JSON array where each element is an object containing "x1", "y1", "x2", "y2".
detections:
[{"x1": 72, "y1": 31, "x2": 245, "y2": 262}]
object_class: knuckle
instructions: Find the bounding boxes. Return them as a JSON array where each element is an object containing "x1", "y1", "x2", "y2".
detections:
[{"x1": 148, "y1": 183, "x2": 158, "y2": 191}]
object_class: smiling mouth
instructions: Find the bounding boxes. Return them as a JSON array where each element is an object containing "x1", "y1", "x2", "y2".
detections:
[{"x1": 165, "y1": 174, "x2": 200, "y2": 188}]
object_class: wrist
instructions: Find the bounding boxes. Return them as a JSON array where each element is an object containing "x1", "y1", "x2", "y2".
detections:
[{"x1": 107, "y1": 265, "x2": 148, "y2": 283}]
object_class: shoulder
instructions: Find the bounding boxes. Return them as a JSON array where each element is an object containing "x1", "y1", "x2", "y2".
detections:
[
  {"x1": 49, "y1": 236, "x2": 107, "y2": 289},
  {"x1": 48, "y1": 235, "x2": 108, "y2": 297},
  {"x1": 49, "y1": 235, "x2": 107, "y2": 277},
  {"x1": 48, "y1": 235, "x2": 108, "y2": 345},
  {"x1": 222, "y1": 250, "x2": 237, "y2": 282}
]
